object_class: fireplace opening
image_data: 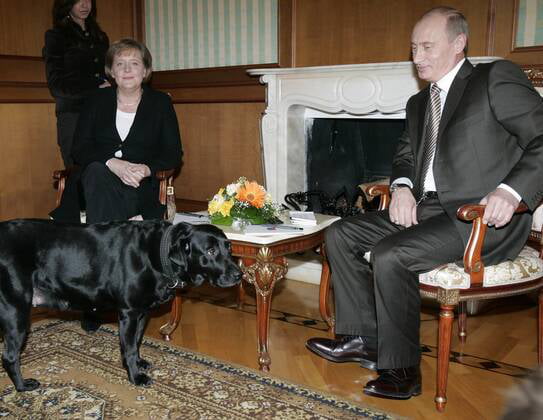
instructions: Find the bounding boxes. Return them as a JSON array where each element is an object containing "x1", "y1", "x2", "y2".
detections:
[{"x1": 302, "y1": 117, "x2": 405, "y2": 214}]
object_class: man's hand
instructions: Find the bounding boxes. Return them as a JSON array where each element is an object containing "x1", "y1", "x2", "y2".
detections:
[
  {"x1": 106, "y1": 159, "x2": 150, "y2": 188},
  {"x1": 389, "y1": 187, "x2": 418, "y2": 227},
  {"x1": 479, "y1": 188, "x2": 520, "y2": 228}
]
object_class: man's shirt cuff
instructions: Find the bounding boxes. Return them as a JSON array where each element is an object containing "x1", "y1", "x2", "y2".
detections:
[{"x1": 497, "y1": 183, "x2": 522, "y2": 202}]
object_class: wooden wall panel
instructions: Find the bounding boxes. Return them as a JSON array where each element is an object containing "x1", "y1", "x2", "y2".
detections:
[
  {"x1": 173, "y1": 103, "x2": 265, "y2": 203},
  {"x1": 0, "y1": 1, "x2": 52, "y2": 56},
  {"x1": 292, "y1": 0, "x2": 492, "y2": 67},
  {"x1": 0, "y1": 104, "x2": 61, "y2": 220},
  {"x1": 0, "y1": 0, "x2": 135, "y2": 58},
  {"x1": 493, "y1": 0, "x2": 543, "y2": 65}
]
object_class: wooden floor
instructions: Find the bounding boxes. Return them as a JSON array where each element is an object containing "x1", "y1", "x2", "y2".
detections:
[
  {"x1": 32, "y1": 278, "x2": 538, "y2": 419},
  {"x1": 142, "y1": 279, "x2": 538, "y2": 420}
]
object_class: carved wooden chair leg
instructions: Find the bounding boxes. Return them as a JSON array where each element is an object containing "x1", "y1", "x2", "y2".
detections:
[
  {"x1": 436, "y1": 302, "x2": 455, "y2": 412},
  {"x1": 457, "y1": 301, "x2": 467, "y2": 343},
  {"x1": 318, "y1": 244, "x2": 335, "y2": 330},
  {"x1": 159, "y1": 292, "x2": 182, "y2": 341}
]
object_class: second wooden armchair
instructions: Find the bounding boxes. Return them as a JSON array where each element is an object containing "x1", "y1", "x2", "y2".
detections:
[{"x1": 319, "y1": 184, "x2": 543, "y2": 412}]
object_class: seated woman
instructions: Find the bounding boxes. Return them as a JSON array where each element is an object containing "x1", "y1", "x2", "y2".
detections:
[{"x1": 51, "y1": 38, "x2": 182, "y2": 223}]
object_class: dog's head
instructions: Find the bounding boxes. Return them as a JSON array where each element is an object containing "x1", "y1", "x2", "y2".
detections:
[{"x1": 167, "y1": 222, "x2": 242, "y2": 288}]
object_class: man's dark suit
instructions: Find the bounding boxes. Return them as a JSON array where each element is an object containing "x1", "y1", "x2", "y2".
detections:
[
  {"x1": 50, "y1": 85, "x2": 182, "y2": 222},
  {"x1": 326, "y1": 59, "x2": 543, "y2": 369}
]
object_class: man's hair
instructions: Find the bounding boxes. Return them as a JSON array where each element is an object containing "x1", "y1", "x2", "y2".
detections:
[
  {"x1": 422, "y1": 6, "x2": 469, "y2": 53},
  {"x1": 105, "y1": 38, "x2": 153, "y2": 83}
]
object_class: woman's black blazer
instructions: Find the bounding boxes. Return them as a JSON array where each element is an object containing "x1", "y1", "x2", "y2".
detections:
[{"x1": 51, "y1": 86, "x2": 183, "y2": 222}]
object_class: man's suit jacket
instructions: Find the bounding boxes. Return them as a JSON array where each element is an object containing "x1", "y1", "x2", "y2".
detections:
[
  {"x1": 51, "y1": 85, "x2": 183, "y2": 222},
  {"x1": 391, "y1": 59, "x2": 543, "y2": 265}
]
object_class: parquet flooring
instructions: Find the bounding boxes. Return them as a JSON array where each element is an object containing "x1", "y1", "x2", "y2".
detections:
[{"x1": 31, "y1": 279, "x2": 539, "y2": 419}]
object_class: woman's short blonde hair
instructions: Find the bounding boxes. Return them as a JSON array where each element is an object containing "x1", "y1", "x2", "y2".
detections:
[{"x1": 105, "y1": 38, "x2": 153, "y2": 83}]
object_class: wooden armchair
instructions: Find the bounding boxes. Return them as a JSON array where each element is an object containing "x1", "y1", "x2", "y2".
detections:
[
  {"x1": 319, "y1": 184, "x2": 543, "y2": 412},
  {"x1": 53, "y1": 167, "x2": 180, "y2": 338},
  {"x1": 53, "y1": 168, "x2": 177, "y2": 221}
]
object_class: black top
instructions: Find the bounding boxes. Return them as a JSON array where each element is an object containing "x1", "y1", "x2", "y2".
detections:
[
  {"x1": 43, "y1": 20, "x2": 109, "y2": 114},
  {"x1": 72, "y1": 86, "x2": 183, "y2": 175}
]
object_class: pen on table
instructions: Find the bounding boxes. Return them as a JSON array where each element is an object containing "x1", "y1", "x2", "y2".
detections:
[
  {"x1": 177, "y1": 211, "x2": 207, "y2": 218},
  {"x1": 267, "y1": 225, "x2": 304, "y2": 231}
]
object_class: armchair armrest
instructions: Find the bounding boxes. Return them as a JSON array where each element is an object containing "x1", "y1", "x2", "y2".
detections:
[
  {"x1": 457, "y1": 203, "x2": 530, "y2": 285},
  {"x1": 156, "y1": 169, "x2": 178, "y2": 221},
  {"x1": 53, "y1": 169, "x2": 72, "y2": 207},
  {"x1": 367, "y1": 184, "x2": 390, "y2": 211}
]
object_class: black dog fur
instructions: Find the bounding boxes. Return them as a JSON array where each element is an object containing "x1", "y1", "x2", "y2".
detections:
[{"x1": 0, "y1": 219, "x2": 241, "y2": 391}]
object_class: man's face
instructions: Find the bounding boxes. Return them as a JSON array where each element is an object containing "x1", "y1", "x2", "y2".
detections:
[{"x1": 411, "y1": 14, "x2": 465, "y2": 83}]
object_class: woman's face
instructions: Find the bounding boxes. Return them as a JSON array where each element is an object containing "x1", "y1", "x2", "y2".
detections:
[
  {"x1": 111, "y1": 49, "x2": 148, "y2": 91},
  {"x1": 70, "y1": 0, "x2": 92, "y2": 23}
]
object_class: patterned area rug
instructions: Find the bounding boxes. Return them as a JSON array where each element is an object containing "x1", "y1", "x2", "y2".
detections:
[{"x1": 0, "y1": 320, "x2": 399, "y2": 419}]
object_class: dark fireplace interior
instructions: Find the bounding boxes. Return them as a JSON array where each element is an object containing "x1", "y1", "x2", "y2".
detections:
[{"x1": 290, "y1": 118, "x2": 405, "y2": 215}]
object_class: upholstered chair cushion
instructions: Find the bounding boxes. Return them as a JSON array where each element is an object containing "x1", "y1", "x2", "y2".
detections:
[{"x1": 419, "y1": 246, "x2": 543, "y2": 289}]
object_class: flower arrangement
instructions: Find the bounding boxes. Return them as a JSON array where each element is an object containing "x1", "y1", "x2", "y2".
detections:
[{"x1": 208, "y1": 177, "x2": 282, "y2": 226}]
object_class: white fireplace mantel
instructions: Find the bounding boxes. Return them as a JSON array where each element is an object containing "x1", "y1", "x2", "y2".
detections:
[{"x1": 248, "y1": 57, "x2": 500, "y2": 205}]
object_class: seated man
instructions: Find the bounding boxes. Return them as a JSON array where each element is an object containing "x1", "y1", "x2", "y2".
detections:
[{"x1": 306, "y1": 6, "x2": 543, "y2": 400}]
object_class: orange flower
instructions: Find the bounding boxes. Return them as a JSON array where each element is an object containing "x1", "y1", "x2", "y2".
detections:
[{"x1": 236, "y1": 181, "x2": 266, "y2": 208}]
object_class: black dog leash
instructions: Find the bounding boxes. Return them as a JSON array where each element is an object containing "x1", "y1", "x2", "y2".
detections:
[{"x1": 159, "y1": 224, "x2": 180, "y2": 289}]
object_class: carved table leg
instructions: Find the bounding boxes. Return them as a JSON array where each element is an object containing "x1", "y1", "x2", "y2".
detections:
[{"x1": 240, "y1": 247, "x2": 287, "y2": 371}]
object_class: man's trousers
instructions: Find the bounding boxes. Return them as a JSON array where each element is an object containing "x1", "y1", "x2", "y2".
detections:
[{"x1": 324, "y1": 197, "x2": 465, "y2": 369}]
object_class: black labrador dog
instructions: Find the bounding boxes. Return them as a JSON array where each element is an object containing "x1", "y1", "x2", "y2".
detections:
[{"x1": 0, "y1": 219, "x2": 242, "y2": 392}]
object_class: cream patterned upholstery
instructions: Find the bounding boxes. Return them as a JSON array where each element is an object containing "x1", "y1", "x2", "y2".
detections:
[
  {"x1": 419, "y1": 246, "x2": 543, "y2": 289},
  {"x1": 365, "y1": 245, "x2": 543, "y2": 289}
]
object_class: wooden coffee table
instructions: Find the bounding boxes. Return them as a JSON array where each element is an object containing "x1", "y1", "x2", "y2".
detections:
[
  {"x1": 222, "y1": 214, "x2": 339, "y2": 371},
  {"x1": 162, "y1": 213, "x2": 339, "y2": 371}
]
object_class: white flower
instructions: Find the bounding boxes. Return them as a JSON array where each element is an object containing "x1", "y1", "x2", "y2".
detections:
[{"x1": 226, "y1": 183, "x2": 238, "y2": 196}]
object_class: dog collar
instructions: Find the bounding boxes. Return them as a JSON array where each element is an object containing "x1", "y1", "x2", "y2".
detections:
[{"x1": 160, "y1": 224, "x2": 179, "y2": 288}]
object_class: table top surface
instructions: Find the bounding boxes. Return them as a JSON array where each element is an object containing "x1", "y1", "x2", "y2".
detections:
[{"x1": 173, "y1": 212, "x2": 341, "y2": 245}]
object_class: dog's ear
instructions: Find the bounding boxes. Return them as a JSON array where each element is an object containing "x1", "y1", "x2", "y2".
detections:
[{"x1": 168, "y1": 223, "x2": 193, "y2": 269}]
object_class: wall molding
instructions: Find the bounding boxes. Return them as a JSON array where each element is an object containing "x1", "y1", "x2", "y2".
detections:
[{"x1": 150, "y1": 64, "x2": 267, "y2": 103}]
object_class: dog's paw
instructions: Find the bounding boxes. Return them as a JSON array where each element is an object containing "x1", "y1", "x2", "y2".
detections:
[
  {"x1": 137, "y1": 358, "x2": 151, "y2": 371},
  {"x1": 17, "y1": 378, "x2": 40, "y2": 392},
  {"x1": 81, "y1": 313, "x2": 102, "y2": 333},
  {"x1": 134, "y1": 373, "x2": 153, "y2": 387}
]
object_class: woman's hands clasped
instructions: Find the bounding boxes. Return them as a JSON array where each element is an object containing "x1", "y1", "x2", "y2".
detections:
[{"x1": 106, "y1": 158, "x2": 150, "y2": 188}]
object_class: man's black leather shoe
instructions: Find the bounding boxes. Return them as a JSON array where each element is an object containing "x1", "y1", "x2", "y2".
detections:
[
  {"x1": 363, "y1": 366, "x2": 422, "y2": 399},
  {"x1": 305, "y1": 335, "x2": 377, "y2": 371}
]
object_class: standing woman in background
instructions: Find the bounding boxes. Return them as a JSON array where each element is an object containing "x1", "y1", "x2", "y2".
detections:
[{"x1": 43, "y1": 0, "x2": 109, "y2": 168}]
